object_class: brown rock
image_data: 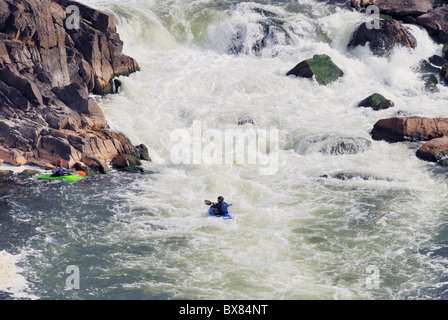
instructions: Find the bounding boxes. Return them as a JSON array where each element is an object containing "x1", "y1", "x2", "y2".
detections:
[
  {"x1": 0, "y1": 146, "x2": 28, "y2": 166},
  {"x1": 416, "y1": 5, "x2": 448, "y2": 43},
  {"x1": 348, "y1": 17, "x2": 417, "y2": 57},
  {"x1": 416, "y1": 135, "x2": 448, "y2": 162},
  {"x1": 371, "y1": 117, "x2": 448, "y2": 142},
  {"x1": 0, "y1": 0, "x2": 143, "y2": 173}
]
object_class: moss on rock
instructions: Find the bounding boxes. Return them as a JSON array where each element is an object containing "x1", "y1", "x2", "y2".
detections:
[
  {"x1": 287, "y1": 54, "x2": 344, "y2": 85},
  {"x1": 358, "y1": 93, "x2": 394, "y2": 111}
]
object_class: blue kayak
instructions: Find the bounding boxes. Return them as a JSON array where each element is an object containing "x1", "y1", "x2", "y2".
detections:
[{"x1": 208, "y1": 208, "x2": 232, "y2": 220}]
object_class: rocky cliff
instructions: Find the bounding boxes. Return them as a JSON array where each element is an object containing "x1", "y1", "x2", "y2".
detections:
[{"x1": 0, "y1": 0, "x2": 145, "y2": 172}]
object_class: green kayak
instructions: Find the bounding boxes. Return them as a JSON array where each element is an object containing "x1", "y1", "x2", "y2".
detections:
[{"x1": 38, "y1": 174, "x2": 83, "y2": 183}]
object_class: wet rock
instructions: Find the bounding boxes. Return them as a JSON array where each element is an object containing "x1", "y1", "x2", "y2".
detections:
[
  {"x1": 0, "y1": 0, "x2": 142, "y2": 173},
  {"x1": 416, "y1": 135, "x2": 448, "y2": 162},
  {"x1": 134, "y1": 144, "x2": 151, "y2": 162},
  {"x1": 443, "y1": 44, "x2": 448, "y2": 60},
  {"x1": 111, "y1": 154, "x2": 144, "y2": 173},
  {"x1": 0, "y1": 170, "x2": 14, "y2": 181},
  {"x1": 358, "y1": 93, "x2": 394, "y2": 110},
  {"x1": 226, "y1": 7, "x2": 293, "y2": 56},
  {"x1": 416, "y1": 5, "x2": 448, "y2": 43},
  {"x1": 324, "y1": 1, "x2": 448, "y2": 44},
  {"x1": 79, "y1": 156, "x2": 109, "y2": 175},
  {"x1": 371, "y1": 117, "x2": 448, "y2": 142},
  {"x1": 238, "y1": 115, "x2": 255, "y2": 126},
  {"x1": 287, "y1": 54, "x2": 344, "y2": 85},
  {"x1": 348, "y1": 17, "x2": 417, "y2": 57},
  {"x1": 442, "y1": 62, "x2": 448, "y2": 84},
  {"x1": 429, "y1": 55, "x2": 447, "y2": 67},
  {"x1": 297, "y1": 134, "x2": 371, "y2": 155},
  {"x1": 18, "y1": 169, "x2": 39, "y2": 178}
]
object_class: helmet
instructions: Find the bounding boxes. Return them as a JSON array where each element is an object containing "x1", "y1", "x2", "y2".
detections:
[
  {"x1": 218, "y1": 196, "x2": 224, "y2": 201},
  {"x1": 57, "y1": 159, "x2": 63, "y2": 165}
]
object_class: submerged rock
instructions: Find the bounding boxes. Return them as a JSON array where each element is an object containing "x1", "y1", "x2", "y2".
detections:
[
  {"x1": 348, "y1": 17, "x2": 417, "y2": 57},
  {"x1": 18, "y1": 169, "x2": 39, "y2": 179},
  {"x1": 287, "y1": 54, "x2": 344, "y2": 85},
  {"x1": 358, "y1": 93, "x2": 394, "y2": 110},
  {"x1": 413, "y1": 57, "x2": 445, "y2": 92},
  {"x1": 297, "y1": 134, "x2": 371, "y2": 156},
  {"x1": 238, "y1": 115, "x2": 255, "y2": 126}
]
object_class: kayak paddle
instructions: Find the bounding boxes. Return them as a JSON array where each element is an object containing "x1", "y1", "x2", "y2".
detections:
[{"x1": 205, "y1": 200, "x2": 232, "y2": 206}]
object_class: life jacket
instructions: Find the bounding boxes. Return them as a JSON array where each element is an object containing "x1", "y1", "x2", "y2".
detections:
[{"x1": 211, "y1": 201, "x2": 228, "y2": 215}]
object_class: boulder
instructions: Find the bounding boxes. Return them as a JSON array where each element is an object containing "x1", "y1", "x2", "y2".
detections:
[
  {"x1": 287, "y1": 54, "x2": 344, "y2": 85},
  {"x1": 416, "y1": 135, "x2": 448, "y2": 162},
  {"x1": 348, "y1": 17, "x2": 417, "y2": 57},
  {"x1": 416, "y1": 5, "x2": 448, "y2": 43},
  {"x1": 79, "y1": 156, "x2": 109, "y2": 174},
  {"x1": 443, "y1": 44, "x2": 448, "y2": 60},
  {"x1": 324, "y1": 1, "x2": 448, "y2": 44},
  {"x1": 354, "y1": 0, "x2": 436, "y2": 17},
  {"x1": 358, "y1": 93, "x2": 394, "y2": 110},
  {"x1": 134, "y1": 144, "x2": 151, "y2": 161},
  {"x1": 371, "y1": 117, "x2": 448, "y2": 142},
  {"x1": 111, "y1": 154, "x2": 144, "y2": 173}
]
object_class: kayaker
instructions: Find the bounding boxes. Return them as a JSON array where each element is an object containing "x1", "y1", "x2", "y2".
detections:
[
  {"x1": 210, "y1": 196, "x2": 228, "y2": 216},
  {"x1": 51, "y1": 159, "x2": 70, "y2": 177}
]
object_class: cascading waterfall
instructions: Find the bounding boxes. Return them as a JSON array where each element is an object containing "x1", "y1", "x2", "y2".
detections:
[{"x1": 1, "y1": 0, "x2": 448, "y2": 300}]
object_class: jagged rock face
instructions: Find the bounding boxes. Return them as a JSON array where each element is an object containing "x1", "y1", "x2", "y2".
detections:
[{"x1": 0, "y1": 0, "x2": 143, "y2": 171}]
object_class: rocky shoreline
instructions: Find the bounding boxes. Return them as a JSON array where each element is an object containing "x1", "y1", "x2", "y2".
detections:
[
  {"x1": 0, "y1": 0, "x2": 148, "y2": 176},
  {"x1": 1, "y1": 0, "x2": 448, "y2": 179}
]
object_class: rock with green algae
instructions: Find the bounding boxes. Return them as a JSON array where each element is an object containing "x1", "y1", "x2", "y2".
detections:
[
  {"x1": 358, "y1": 93, "x2": 395, "y2": 111},
  {"x1": 18, "y1": 169, "x2": 40, "y2": 179},
  {"x1": 286, "y1": 54, "x2": 344, "y2": 85},
  {"x1": 110, "y1": 154, "x2": 144, "y2": 173}
]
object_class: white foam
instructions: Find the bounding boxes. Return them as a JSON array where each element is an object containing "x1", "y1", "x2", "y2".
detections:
[{"x1": 0, "y1": 251, "x2": 38, "y2": 299}]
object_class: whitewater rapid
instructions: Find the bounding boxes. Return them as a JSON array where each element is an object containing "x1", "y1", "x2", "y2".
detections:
[{"x1": 2, "y1": 0, "x2": 448, "y2": 300}]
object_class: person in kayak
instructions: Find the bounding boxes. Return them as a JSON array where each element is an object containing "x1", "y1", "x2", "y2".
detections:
[
  {"x1": 210, "y1": 196, "x2": 229, "y2": 216},
  {"x1": 51, "y1": 159, "x2": 71, "y2": 177}
]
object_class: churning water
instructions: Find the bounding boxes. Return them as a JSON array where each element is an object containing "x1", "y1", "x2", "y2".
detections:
[{"x1": 1, "y1": 0, "x2": 448, "y2": 300}]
